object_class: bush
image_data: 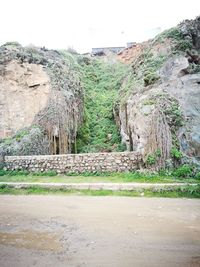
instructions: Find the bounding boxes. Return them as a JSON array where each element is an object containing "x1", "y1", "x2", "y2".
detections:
[
  {"x1": 146, "y1": 154, "x2": 156, "y2": 165},
  {"x1": 175, "y1": 40, "x2": 192, "y2": 52},
  {"x1": 170, "y1": 147, "x2": 182, "y2": 159},
  {"x1": 144, "y1": 72, "x2": 159, "y2": 86},
  {"x1": 195, "y1": 172, "x2": 200, "y2": 179},
  {"x1": 173, "y1": 165, "x2": 192, "y2": 178},
  {"x1": 0, "y1": 169, "x2": 7, "y2": 176}
]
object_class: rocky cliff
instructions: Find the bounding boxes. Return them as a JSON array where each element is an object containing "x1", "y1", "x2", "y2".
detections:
[
  {"x1": 0, "y1": 16, "x2": 200, "y2": 170},
  {"x1": 117, "y1": 16, "x2": 200, "y2": 168},
  {"x1": 0, "y1": 43, "x2": 84, "y2": 155}
]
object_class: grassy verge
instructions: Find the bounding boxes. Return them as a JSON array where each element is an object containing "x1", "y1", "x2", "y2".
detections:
[
  {"x1": 0, "y1": 184, "x2": 199, "y2": 198},
  {"x1": 0, "y1": 172, "x2": 199, "y2": 184}
]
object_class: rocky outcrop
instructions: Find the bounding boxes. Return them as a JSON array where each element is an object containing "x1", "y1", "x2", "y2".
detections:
[
  {"x1": 0, "y1": 61, "x2": 50, "y2": 138},
  {"x1": 0, "y1": 43, "x2": 84, "y2": 155},
  {"x1": 179, "y1": 16, "x2": 200, "y2": 50},
  {"x1": 117, "y1": 16, "x2": 200, "y2": 168},
  {"x1": 160, "y1": 57, "x2": 200, "y2": 160}
]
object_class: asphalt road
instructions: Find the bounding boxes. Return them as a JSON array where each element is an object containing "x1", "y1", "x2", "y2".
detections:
[{"x1": 0, "y1": 195, "x2": 200, "y2": 267}]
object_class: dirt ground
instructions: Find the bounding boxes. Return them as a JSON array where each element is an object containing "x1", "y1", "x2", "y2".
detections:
[{"x1": 0, "y1": 196, "x2": 200, "y2": 267}]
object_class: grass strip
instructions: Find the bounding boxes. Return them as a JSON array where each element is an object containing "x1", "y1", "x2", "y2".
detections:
[{"x1": 0, "y1": 184, "x2": 199, "y2": 198}]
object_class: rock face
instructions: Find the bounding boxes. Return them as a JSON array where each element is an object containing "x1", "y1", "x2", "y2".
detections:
[
  {"x1": 160, "y1": 58, "x2": 200, "y2": 159},
  {"x1": 0, "y1": 43, "x2": 84, "y2": 155},
  {"x1": 0, "y1": 61, "x2": 50, "y2": 138},
  {"x1": 117, "y1": 16, "x2": 200, "y2": 168}
]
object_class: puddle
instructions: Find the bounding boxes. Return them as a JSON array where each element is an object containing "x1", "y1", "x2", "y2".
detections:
[
  {"x1": 190, "y1": 256, "x2": 200, "y2": 267},
  {"x1": 0, "y1": 230, "x2": 62, "y2": 252}
]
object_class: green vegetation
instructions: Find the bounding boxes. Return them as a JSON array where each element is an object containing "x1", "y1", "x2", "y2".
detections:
[
  {"x1": 175, "y1": 40, "x2": 193, "y2": 52},
  {"x1": 0, "y1": 169, "x2": 199, "y2": 184},
  {"x1": 142, "y1": 54, "x2": 166, "y2": 86},
  {"x1": 172, "y1": 165, "x2": 193, "y2": 178},
  {"x1": 145, "y1": 149, "x2": 161, "y2": 166},
  {"x1": 146, "y1": 154, "x2": 156, "y2": 165},
  {"x1": 0, "y1": 184, "x2": 199, "y2": 198},
  {"x1": 170, "y1": 147, "x2": 183, "y2": 159},
  {"x1": 154, "y1": 27, "x2": 183, "y2": 43},
  {"x1": 0, "y1": 169, "x2": 57, "y2": 177},
  {"x1": 164, "y1": 100, "x2": 184, "y2": 129},
  {"x1": 143, "y1": 99, "x2": 157, "y2": 106},
  {"x1": 143, "y1": 72, "x2": 159, "y2": 86},
  {"x1": 189, "y1": 62, "x2": 200, "y2": 74},
  {"x1": 76, "y1": 58, "x2": 129, "y2": 152}
]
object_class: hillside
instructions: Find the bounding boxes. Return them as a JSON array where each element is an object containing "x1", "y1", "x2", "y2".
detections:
[
  {"x1": 0, "y1": 44, "x2": 84, "y2": 155},
  {"x1": 116, "y1": 16, "x2": 200, "y2": 168},
  {"x1": 0, "y1": 16, "x2": 200, "y2": 171},
  {"x1": 76, "y1": 56, "x2": 129, "y2": 153}
]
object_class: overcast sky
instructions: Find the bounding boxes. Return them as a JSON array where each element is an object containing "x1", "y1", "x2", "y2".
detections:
[{"x1": 0, "y1": 0, "x2": 199, "y2": 53}]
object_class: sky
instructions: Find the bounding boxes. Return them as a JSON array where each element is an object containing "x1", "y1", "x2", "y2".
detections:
[{"x1": 0, "y1": 0, "x2": 199, "y2": 53}]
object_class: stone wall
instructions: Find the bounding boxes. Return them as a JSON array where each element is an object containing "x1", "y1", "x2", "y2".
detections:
[{"x1": 4, "y1": 152, "x2": 142, "y2": 173}]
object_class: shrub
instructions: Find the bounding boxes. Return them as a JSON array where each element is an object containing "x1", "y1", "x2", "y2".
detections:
[
  {"x1": 144, "y1": 72, "x2": 159, "y2": 86},
  {"x1": 146, "y1": 154, "x2": 156, "y2": 165},
  {"x1": 154, "y1": 27, "x2": 183, "y2": 43},
  {"x1": 175, "y1": 40, "x2": 193, "y2": 52},
  {"x1": 173, "y1": 165, "x2": 192, "y2": 178},
  {"x1": 0, "y1": 169, "x2": 7, "y2": 176},
  {"x1": 195, "y1": 172, "x2": 200, "y2": 179},
  {"x1": 170, "y1": 147, "x2": 182, "y2": 159},
  {"x1": 164, "y1": 28, "x2": 183, "y2": 40}
]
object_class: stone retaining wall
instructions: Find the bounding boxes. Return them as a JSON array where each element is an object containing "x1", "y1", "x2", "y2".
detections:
[{"x1": 4, "y1": 152, "x2": 142, "y2": 173}]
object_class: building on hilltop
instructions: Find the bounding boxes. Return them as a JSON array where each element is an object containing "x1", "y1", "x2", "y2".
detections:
[
  {"x1": 91, "y1": 42, "x2": 136, "y2": 56},
  {"x1": 91, "y1": 47, "x2": 125, "y2": 56}
]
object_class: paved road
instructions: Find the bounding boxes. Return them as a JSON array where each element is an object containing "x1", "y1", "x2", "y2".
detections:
[
  {"x1": 0, "y1": 195, "x2": 200, "y2": 267},
  {"x1": 0, "y1": 182, "x2": 198, "y2": 190}
]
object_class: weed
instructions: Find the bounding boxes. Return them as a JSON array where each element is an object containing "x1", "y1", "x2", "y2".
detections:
[
  {"x1": 146, "y1": 154, "x2": 156, "y2": 165},
  {"x1": 170, "y1": 147, "x2": 183, "y2": 159},
  {"x1": 144, "y1": 72, "x2": 159, "y2": 86}
]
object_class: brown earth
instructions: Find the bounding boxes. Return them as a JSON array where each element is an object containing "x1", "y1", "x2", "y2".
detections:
[{"x1": 0, "y1": 195, "x2": 200, "y2": 267}]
